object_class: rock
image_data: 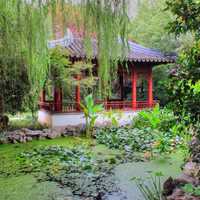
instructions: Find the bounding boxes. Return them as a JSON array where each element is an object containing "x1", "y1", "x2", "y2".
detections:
[
  {"x1": 177, "y1": 174, "x2": 199, "y2": 185},
  {"x1": 26, "y1": 136, "x2": 33, "y2": 142},
  {"x1": 189, "y1": 137, "x2": 200, "y2": 148},
  {"x1": 0, "y1": 137, "x2": 9, "y2": 144},
  {"x1": 183, "y1": 162, "x2": 200, "y2": 178},
  {"x1": 46, "y1": 129, "x2": 61, "y2": 139},
  {"x1": 189, "y1": 137, "x2": 200, "y2": 163},
  {"x1": 19, "y1": 135, "x2": 26, "y2": 143},
  {"x1": 163, "y1": 177, "x2": 176, "y2": 196},
  {"x1": 63, "y1": 124, "x2": 85, "y2": 137},
  {"x1": 26, "y1": 130, "x2": 42, "y2": 139},
  {"x1": 167, "y1": 188, "x2": 200, "y2": 200},
  {"x1": 167, "y1": 188, "x2": 185, "y2": 200},
  {"x1": 1, "y1": 124, "x2": 86, "y2": 144}
]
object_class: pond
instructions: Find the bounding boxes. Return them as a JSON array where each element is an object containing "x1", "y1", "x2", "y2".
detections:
[
  {"x1": 108, "y1": 151, "x2": 184, "y2": 200},
  {"x1": 0, "y1": 138, "x2": 184, "y2": 200}
]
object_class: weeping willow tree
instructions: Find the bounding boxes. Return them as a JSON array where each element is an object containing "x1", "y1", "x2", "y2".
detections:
[
  {"x1": 0, "y1": 0, "x2": 130, "y2": 119},
  {"x1": 0, "y1": 1, "x2": 51, "y2": 119},
  {"x1": 66, "y1": 0, "x2": 130, "y2": 97}
]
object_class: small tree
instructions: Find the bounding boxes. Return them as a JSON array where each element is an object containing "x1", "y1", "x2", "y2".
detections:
[
  {"x1": 80, "y1": 94, "x2": 103, "y2": 138},
  {"x1": 47, "y1": 46, "x2": 97, "y2": 100}
]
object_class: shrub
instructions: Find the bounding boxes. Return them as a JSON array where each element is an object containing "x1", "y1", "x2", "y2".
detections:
[
  {"x1": 81, "y1": 94, "x2": 103, "y2": 137},
  {"x1": 132, "y1": 106, "x2": 177, "y2": 132}
]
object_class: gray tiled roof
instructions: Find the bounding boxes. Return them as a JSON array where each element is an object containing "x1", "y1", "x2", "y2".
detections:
[{"x1": 48, "y1": 35, "x2": 176, "y2": 63}]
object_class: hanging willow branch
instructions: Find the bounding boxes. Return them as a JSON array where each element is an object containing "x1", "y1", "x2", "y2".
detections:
[{"x1": 0, "y1": 0, "x2": 129, "y2": 117}]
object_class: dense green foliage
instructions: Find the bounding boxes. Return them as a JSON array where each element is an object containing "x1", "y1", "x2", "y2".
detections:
[
  {"x1": 0, "y1": 59, "x2": 30, "y2": 114},
  {"x1": 182, "y1": 183, "x2": 200, "y2": 196},
  {"x1": 168, "y1": 45, "x2": 200, "y2": 121},
  {"x1": 153, "y1": 65, "x2": 172, "y2": 106},
  {"x1": 166, "y1": 0, "x2": 200, "y2": 122},
  {"x1": 0, "y1": 1, "x2": 51, "y2": 117},
  {"x1": 133, "y1": 106, "x2": 176, "y2": 131},
  {"x1": 48, "y1": 47, "x2": 96, "y2": 94},
  {"x1": 166, "y1": 0, "x2": 200, "y2": 40}
]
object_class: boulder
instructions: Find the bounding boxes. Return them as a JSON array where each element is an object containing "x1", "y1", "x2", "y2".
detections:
[
  {"x1": 189, "y1": 137, "x2": 200, "y2": 163},
  {"x1": 166, "y1": 188, "x2": 200, "y2": 200},
  {"x1": 63, "y1": 124, "x2": 85, "y2": 137},
  {"x1": 46, "y1": 129, "x2": 62, "y2": 139},
  {"x1": 163, "y1": 177, "x2": 176, "y2": 196},
  {"x1": 25, "y1": 130, "x2": 43, "y2": 139},
  {"x1": 183, "y1": 162, "x2": 200, "y2": 178}
]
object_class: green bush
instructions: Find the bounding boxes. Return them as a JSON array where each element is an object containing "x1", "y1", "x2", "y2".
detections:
[
  {"x1": 8, "y1": 113, "x2": 45, "y2": 131},
  {"x1": 132, "y1": 106, "x2": 177, "y2": 132}
]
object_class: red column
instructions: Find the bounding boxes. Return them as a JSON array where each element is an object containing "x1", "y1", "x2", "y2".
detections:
[
  {"x1": 120, "y1": 71, "x2": 124, "y2": 100},
  {"x1": 40, "y1": 90, "x2": 46, "y2": 102},
  {"x1": 148, "y1": 68, "x2": 153, "y2": 107},
  {"x1": 53, "y1": 87, "x2": 62, "y2": 112},
  {"x1": 53, "y1": 87, "x2": 57, "y2": 112},
  {"x1": 39, "y1": 90, "x2": 46, "y2": 109},
  {"x1": 76, "y1": 75, "x2": 81, "y2": 111},
  {"x1": 58, "y1": 88, "x2": 62, "y2": 112},
  {"x1": 132, "y1": 66, "x2": 137, "y2": 110}
]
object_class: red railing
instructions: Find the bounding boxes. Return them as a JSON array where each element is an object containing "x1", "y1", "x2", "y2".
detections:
[
  {"x1": 39, "y1": 100, "x2": 159, "y2": 113},
  {"x1": 39, "y1": 101, "x2": 78, "y2": 113}
]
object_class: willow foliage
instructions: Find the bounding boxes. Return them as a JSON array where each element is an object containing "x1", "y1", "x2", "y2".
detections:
[
  {"x1": 0, "y1": 0, "x2": 130, "y2": 116},
  {"x1": 0, "y1": 1, "x2": 50, "y2": 117},
  {"x1": 53, "y1": 0, "x2": 130, "y2": 97}
]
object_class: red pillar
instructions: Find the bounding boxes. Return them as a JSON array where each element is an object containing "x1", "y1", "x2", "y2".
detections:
[
  {"x1": 132, "y1": 66, "x2": 137, "y2": 110},
  {"x1": 54, "y1": 87, "x2": 62, "y2": 112},
  {"x1": 40, "y1": 90, "x2": 46, "y2": 102},
  {"x1": 58, "y1": 88, "x2": 62, "y2": 111},
  {"x1": 76, "y1": 75, "x2": 81, "y2": 111},
  {"x1": 39, "y1": 90, "x2": 46, "y2": 109},
  {"x1": 148, "y1": 67, "x2": 153, "y2": 107},
  {"x1": 120, "y1": 71, "x2": 124, "y2": 100}
]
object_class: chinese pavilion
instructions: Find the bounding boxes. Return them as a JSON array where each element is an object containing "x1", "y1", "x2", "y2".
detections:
[{"x1": 38, "y1": 32, "x2": 175, "y2": 127}]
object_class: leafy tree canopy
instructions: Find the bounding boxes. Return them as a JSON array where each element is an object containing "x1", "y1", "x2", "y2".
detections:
[
  {"x1": 166, "y1": 0, "x2": 200, "y2": 122},
  {"x1": 166, "y1": 0, "x2": 200, "y2": 40}
]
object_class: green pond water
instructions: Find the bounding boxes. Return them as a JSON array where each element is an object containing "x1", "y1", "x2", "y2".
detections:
[
  {"x1": 0, "y1": 175, "x2": 74, "y2": 200},
  {"x1": 0, "y1": 138, "x2": 184, "y2": 200},
  {"x1": 112, "y1": 151, "x2": 184, "y2": 200}
]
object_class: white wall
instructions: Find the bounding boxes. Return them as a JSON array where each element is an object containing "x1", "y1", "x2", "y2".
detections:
[{"x1": 38, "y1": 110, "x2": 138, "y2": 128}]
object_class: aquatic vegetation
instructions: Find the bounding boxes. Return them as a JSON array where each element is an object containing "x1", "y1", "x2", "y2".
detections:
[
  {"x1": 95, "y1": 125, "x2": 184, "y2": 155},
  {"x1": 16, "y1": 145, "x2": 118, "y2": 199},
  {"x1": 132, "y1": 172, "x2": 164, "y2": 200}
]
